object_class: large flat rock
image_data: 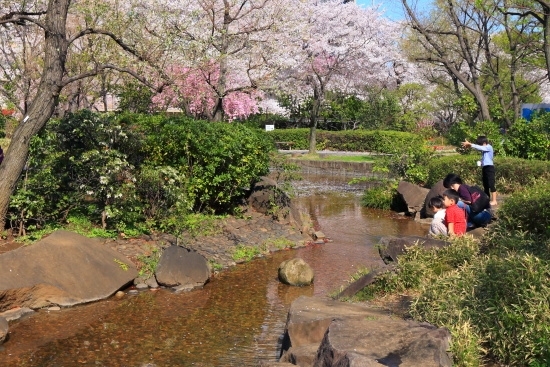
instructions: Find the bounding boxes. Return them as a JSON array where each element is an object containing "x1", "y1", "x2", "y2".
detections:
[
  {"x1": 397, "y1": 181, "x2": 430, "y2": 215},
  {"x1": 379, "y1": 235, "x2": 450, "y2": 264},
  {"x1": 281, "y1": 296, "x2": 452, "y2": 367},
  {"x1": 281, "y1": 296, "x2": 389, "y2": 351},
  {"x1": 314, "y1": 318, "x2": 452, "y2": 367},
  {"x1": 0, "y1": 230, "x2": 137, "y2": 311}
]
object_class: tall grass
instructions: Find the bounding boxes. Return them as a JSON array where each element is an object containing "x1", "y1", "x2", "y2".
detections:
[{"x1": 353, "y1": 214, "x2": 550, "y2": 367}]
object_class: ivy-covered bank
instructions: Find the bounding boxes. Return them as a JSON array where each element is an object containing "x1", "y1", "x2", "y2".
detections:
[{"x1": 7, "y1": 111, "x2": 273, "y2": 240}]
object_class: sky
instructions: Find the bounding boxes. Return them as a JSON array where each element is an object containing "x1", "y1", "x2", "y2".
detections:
[{"x1": 356, "y1": 0, "x2": 431, "y2": 22}]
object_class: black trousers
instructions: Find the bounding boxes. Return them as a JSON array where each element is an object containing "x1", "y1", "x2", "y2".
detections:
[{"x1": 482, "y1": 165, "x2": 496, "y2": 196}]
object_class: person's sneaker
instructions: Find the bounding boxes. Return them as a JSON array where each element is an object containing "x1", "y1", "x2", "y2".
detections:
[{"x1": 467, "y1": 222, "x2": 476, "y2": 229}]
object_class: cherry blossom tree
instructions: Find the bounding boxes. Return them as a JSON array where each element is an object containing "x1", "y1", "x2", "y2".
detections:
[
  {"x1": 275, "y1": 0, "x2": 403, "y2": 152},
  {"x1": 151, "y1": 62, "x2": 261, "y2": 120},
  {"x1": 148, "y1": 0, "x2": 297, "y2": 121}
]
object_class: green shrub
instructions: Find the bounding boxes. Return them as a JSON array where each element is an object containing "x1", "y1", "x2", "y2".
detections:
[
  {"x1": 8, "y1": 128, "x2": 68, "y2": 232},
  {"x1": 139, "y1": 117, "x2": 272, "y2": 212},
  {"x1": 503, "y1": 117, "x2": 550, "y2": 160},
  {"x1": 498, "y1": 181, "x2": 550, "y2": 237},
  {"x1": 355, "y1": 237, "x2": 481, "y2": 301},
  {"x1": 9, "y1": 112, "x2": 274, "y2": 236},
  {"x1": 446, "y1": 120, "x2": 504, "y2": 155},
  {"x1": 361, "y1": 181, "x2": 405, "y2": 211},
  {"x1": 376, "y1": 144, "x2": 434, "y2": 185},
  {"x1": 411, "y1": 253, "x2": 550, "y2": 366},
  {"x1": 425, "y1": 155, "x2": 550, "y2": 193}
]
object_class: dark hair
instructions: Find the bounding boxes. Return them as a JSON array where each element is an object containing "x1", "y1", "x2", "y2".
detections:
[
  {"x1": 443, "y1": 173, "x2": 463, "y2": 188},
  {"x1": 429, "y1": 196, "x2": 444, "y2": 209},
  {"x1": 442, "y1": 189, "x2": 460, "y2": 203},
  {"x1": 475, "y1": 135, "x2": 489, "y2": 145}
]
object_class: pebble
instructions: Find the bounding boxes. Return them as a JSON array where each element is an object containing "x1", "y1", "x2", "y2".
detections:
[
  {"x1": 47, "y1": 306, "x2": 61, "y2": 311},
  {"x1": 115, "y1": 291, "x2": 125, "y2": 298}
]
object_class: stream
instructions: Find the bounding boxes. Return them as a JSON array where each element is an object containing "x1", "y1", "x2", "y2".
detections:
[{"x1": 0, "y1": 174, "x2": 429, "y2": 367}]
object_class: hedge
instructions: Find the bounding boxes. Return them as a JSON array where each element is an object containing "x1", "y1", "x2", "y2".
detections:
[
  {"x1": 266, "y1": 128, "x2": 424, "y2": 153},
  {"x1": 425, "y1": 155, "x2": 550, "y2": 194}
]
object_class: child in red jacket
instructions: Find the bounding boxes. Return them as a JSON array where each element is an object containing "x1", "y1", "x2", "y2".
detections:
[{"x1": 442, "y1": 189, "x2": 467, "y2": 236}]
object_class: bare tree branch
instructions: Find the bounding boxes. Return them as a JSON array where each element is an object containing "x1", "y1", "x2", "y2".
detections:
[{"x1": 0, "y1": 12, "x2": 48, "y2": 29}]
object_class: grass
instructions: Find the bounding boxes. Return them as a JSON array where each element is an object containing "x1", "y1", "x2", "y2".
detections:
[
  {"x1": 287, "y1": 152, "x2": 379, "y2": 163},
  {"x1": 232, "y1": 244, "x2": 264, "y2": 262},
  {"x1": 136, "y1": 247, "x2": 162, "y2": 279}
]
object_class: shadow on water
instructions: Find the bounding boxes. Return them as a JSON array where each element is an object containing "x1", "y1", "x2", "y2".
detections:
[{"x1": 0, "y1": 174, "x2": 429, "y2": 367}]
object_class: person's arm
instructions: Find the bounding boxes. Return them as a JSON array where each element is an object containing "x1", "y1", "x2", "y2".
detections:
[
  {"x1": 447, "y1": 222, "x2": 455, "y2": 236},
  {"x1": 469, "y1": 143, "x2": 491, "y2": 152},
  {"x1": 461, "y1": 140, "x2": 491, "y2": 152},
  {"x1": 458, "y1": 186, "x2": 472, "y2": 203}
]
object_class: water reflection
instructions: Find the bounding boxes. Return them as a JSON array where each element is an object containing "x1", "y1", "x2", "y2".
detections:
[{"x1": 0, "y1": 174, "x2": 428, "y2": 367}]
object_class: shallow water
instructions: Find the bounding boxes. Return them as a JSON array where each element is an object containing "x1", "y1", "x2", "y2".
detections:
[{"x1": 0, "y1": 174, "x2": 428, "y2": 367}]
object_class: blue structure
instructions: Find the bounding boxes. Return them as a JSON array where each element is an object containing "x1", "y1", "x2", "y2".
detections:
[{"x1": 521, "y1": 103, "x2": 550, "y2": 121}]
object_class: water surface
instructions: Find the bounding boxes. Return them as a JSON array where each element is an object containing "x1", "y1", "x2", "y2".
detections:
[{"x1": 0, "y1": 174, "x2": 428, "y2": 366}]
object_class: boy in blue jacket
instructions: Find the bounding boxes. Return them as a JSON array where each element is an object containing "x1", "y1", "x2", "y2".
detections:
[{"x1": 462, "y1": 136, "x2": 498, "y2": 206}]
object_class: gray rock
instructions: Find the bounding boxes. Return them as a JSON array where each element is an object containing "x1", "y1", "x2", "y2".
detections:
[
  {"x1": 313, "y1": 318, "x2": 452, "y2": 367},
  {"x1": 424, "y1": 179, "x2": 447, "y2": 217},
  {"x1": 0, "y1": 317, "x2": 8, "y2": 345},
  {"x1": 278, "y1": 258, "x2": 314, "y2": 286},
  {"x1": 0, "y1": 307, "x2": 35, "y2": 322},
  {"x1": 281, "y1": 296, "x2": 452, "y2": 367},
  {"x1": 145, "y1": 277, "x2": 159, "y2": 288},
  {"x1": 279, "y1": 344, "x2": 319, "y2": 366},
  {"x1": 313, "y1": 231, "x2": 326, "y2": 239},
  {"x1": 155, "y1": 246, "x2": 210, "y2": 288},
  {"x1": 0, "y1": 230, "x2": 137, "y2": 312},
  {"x1": 247, "y1": 176, "x2": 305, "y2": 230},
  {"x1": 397, "y1": 181, "x2": 430, "y2": 216},
  {"x1": 258, "y1": 362, "x2": 296, "y2": 367},
  {"x1": 172, "y1": 284, "x2": 196, "y2": 293},
  {"x1": 135, "y1": 283, "x2": 148, "y2": 290},
  {"x1": 281, "y1": 296, "x2": 388, "y2": 353},
  {"x1": 335, "y1": 266, "x2": 392, "y2": 299},
  {"x1": 378, "y1": 235, "x2": 450, "y2": 264}
]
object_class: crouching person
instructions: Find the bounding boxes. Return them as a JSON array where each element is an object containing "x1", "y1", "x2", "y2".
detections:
[
  {"x1": 428, "y1": 196, "x2": 447, "y2": 237},
  {"x1": 442, "y1": 189, "x2": 467, "y2": 237}
]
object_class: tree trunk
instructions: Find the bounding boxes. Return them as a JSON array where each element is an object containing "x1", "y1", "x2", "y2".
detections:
[
  {"x1": 0, "y1": 0, "x2": 69, "y2": 229},
  {"x1": 212, "y1": 4, "x2": 231, "y2": 122},
  {"x1": 543, "y1": 10, "x2": 550, "y2": 84},
  {"x1": 308, "y1": 83, "x2": 322, "y2": 154}
]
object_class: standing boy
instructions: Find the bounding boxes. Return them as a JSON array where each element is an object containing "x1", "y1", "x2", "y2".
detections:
[
  {"x1": 442, "y1": 189, "x2": 467, "y2": 237},
  {"x1": 462, "y1": 135, "x2": 497, "y2": 206}
]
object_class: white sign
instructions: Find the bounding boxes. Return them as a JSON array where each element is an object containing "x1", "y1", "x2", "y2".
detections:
[{"x1": 265, "y1": 124, "x2": 275, "y2": 131}]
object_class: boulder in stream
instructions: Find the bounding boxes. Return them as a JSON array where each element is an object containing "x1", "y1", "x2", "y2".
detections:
[
  {"x1": 280, "y1": 296, "x2": 452, "y2": 367},
  {"x1": 0, "y1": 230, "x2": 137, "y2": 312},
  {"x1": 397, "y1": 180, "x2": 430, "y2": 217},
  {"x1": 154, "y1": 245, "x2": 210, "y2": 289},
  {"x1": 278, "y1": 258, "x2": 314, "y2": 286}
]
